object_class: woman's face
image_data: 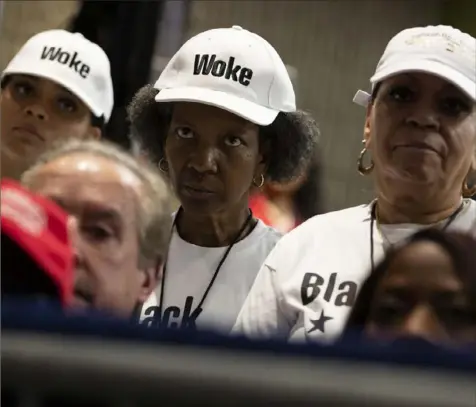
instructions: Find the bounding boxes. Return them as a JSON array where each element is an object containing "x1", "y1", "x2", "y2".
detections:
[
  {"x1": 365, "y1": 72, "x2": 476, "y2": 197},
  {"x1": 0, "y1": 75, "x2": 99, "y2": 178},
  {"x1": 164, "y1": 102, "x2": 265, "y2": 214},
  {"x1": 365, "y1": 241, "x2": 476, "y2": 345}
]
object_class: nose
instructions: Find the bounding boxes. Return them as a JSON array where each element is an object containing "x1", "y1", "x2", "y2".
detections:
[
  {"x1": 395, "y1": 304, "x2": 442, "y2": 343},
  {"x1": 187, "y1": 145, "x2": 218, "y2": 174},
  {"x1": 406, "y1": 101, "x2": 439, "y2": 131},
  {"x1": 67, "y1": 216, "x2": 83, "y2": 268},
  {"x1": 24, "y1": 103, "x2": 48, "y2": 121},
  {"x1": 67, "y1": 216, "x2": 92, "y2": 296}
]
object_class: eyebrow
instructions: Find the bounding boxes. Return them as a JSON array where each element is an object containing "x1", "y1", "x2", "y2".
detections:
[
  {"x1": 54, "y1": 84, "x2": 77, "y2": 98},
  {"x1": 17, "y1": 74, "x2": 76, "y2": 98},
  {"x1": 16, "y1": 74, "x2": 40, "y2": 82},
  {"x1": 172, "y1": 121, "x2": 253, "y2": 143},
  {"x1": 392, "y1": 73, "x2": 471, "y2": 97},
  {"x1": 171, "y1": 117, "x2": 195, "y2": 128},
  {"x1": 439, "y1": 82, "x2": 471, "y2": 98},
  {"x1": 393, "y1": 73, "x2": 417, "y2": 82},
  {"x1": 84, "y1": 207, "x2": 122, "y2": 224},
  {"x1": 48, "y1": 195, "x2": 122, "y2": 224}
]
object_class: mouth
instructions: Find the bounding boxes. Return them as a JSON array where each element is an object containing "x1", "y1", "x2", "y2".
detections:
[
  {"x1": 181, "y1": 184, "x2": 216, "y2": 198},
  {"x1": 12, "y1": 125, "x2": 45, "y2": 142},
  {"x1": 394, "y1": 143, "x2": 439, "y2": 155}
]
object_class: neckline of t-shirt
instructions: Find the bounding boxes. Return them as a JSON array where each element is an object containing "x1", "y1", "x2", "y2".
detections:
[
  {"x1": 171, "y1": 218, "x2": 274, "y2": 252},
  {"x1": 365, "y1": 198, "x2": 473, "y2": 227}
]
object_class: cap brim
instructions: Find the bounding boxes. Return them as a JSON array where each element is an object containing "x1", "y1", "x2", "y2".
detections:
[
  {"x1": 154, "y1": 86, "x2": 279, "y2": 126},
  {"x1": 370, "y1": 59, "x2": 476, "y2": 101},
  {"x1": 2, "y1": 62, "x2": 105, "y2": 119}
]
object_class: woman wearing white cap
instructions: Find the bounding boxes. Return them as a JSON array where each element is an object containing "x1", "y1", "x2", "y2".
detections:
[
  {"x1": 233, "y1": 25, "x2": 476, "y2": 343},
  {"x1": 128, "y1": 25, "x2": 319, "y2": 332},
  {"x1": 1, "y1": 29, "x2": 114, "y2": 180}
]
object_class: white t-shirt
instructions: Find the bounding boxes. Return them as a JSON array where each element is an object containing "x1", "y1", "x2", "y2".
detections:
[
  {"x1": 140, "y1": 219, "x2": 281, "y2": 333},
  {"x1": 232, "y1": 199, "x2": 476, "y2": 343}
]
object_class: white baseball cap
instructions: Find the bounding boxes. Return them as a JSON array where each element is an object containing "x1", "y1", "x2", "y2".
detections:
[
  {"x1": 353, "y1": 25, "x2": 476, "y2": 107},
  {"x1": 2, "y1": 30, "x2": 114, "y2": 122},
  {"x1": 153, "y1": 25, "x2": 296, "y2": 126}
]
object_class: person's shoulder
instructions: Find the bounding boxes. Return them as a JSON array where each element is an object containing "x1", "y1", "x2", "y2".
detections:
[
  {"x1": 461, "y1": 198, "x2": 476, "y2": 231},
  {"x1": 287, "y1": 204, "x2": 371, "y2": 240},
  {"x1": 234, "y1": 220, "x2": 282, "y2": 268},
  {"x1": 467, "y1": 198, "x2": 476, "y2": 215},
  {"x1": 248, "y1": 219, "x2": 283, "y2": 247},
  {"x1": 264, "y1": 204, "x2": 370, "y2": 265}
]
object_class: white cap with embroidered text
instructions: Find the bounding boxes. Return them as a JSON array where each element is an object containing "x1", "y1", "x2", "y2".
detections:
[
  {"x1": 2, "y1": 30, "x2": 114, "y2": 122},
  {"x1": 154, "y1": 25, "x2": 296, "y2": 126},
  {"x1": 353, "y1": 25, "x2": 476, "y2": 107}
]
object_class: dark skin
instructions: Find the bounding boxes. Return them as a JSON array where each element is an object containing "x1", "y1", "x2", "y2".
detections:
[
  {"x1": 0, "y1": 74, "x2": 101, "y2": 180},
  {"x1": 366, "y1": 241, "x2": 476, "y2": 345},
  {"x1": 364, "y1": 72, "x2": 476, "y2": 224},
  {"x1": 164, "y1": 102, "x2": 267, "y2": 247}
]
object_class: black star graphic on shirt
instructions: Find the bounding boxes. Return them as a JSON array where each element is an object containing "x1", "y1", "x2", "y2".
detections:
[{"x1": 307, "y1": 310, "x2": 333, "y2": 334}]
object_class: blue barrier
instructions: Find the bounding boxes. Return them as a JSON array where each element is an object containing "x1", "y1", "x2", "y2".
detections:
[{"x1": 2, "y1": 299, "x2": 475, "y2": 373}]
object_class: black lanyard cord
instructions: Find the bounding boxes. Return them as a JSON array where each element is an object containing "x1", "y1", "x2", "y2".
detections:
[{"x1": 158, "y1": 207, "x2": 254, "y2": 327}]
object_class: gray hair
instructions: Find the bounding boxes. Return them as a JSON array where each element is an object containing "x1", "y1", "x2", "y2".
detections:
[{"x1": 22, "y1": 139, "x2": 174, "y2": 269}]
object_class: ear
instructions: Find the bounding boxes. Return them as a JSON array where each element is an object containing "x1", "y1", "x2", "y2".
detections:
[
  {"x1": 88, "y1": 126, "x2": 102, "y2": 140},
  {"x1": 137, "y1": 261, "x2": 163, "y2": 303},
  {"x1": 255, "y1": 135, "x2": 270, "y2": 180},
  {"x1": 363, "y1": 103, "x2": 373, "y2": 149}
]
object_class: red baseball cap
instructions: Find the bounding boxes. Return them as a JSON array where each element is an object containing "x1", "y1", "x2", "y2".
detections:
[{"x1": 1, "y1": 179, "x2": 74, "y2": 305}]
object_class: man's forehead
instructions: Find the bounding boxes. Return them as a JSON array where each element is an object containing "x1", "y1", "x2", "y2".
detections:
[
  {"x1": 28, "y1": 154, "x2": 142, "y2": 209},
  {"x1": 33, "y1": 154, "x2": 141, "y2": 188}
]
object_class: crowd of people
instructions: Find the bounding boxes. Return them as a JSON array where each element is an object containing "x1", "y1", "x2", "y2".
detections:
[{"x1": 1, "y1": 22, "x2": 476, "y2": 354}]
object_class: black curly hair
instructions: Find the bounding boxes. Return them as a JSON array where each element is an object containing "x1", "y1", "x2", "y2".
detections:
[
  {"x1": 127, "y1": 84, "x2": 320, "y2": 184},
  {"x1": 293, "y1": 147, "x2": 323, "y2": 220}
]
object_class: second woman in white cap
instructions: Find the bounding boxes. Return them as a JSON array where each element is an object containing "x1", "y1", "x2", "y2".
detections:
[{"x1": 129, "y1": 25, "x2": 319, "y2": 332}]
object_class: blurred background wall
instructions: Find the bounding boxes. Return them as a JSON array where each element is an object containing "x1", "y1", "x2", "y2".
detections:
[
  {"x1": 442, "y1": 0, "x2": 476, "y2": 36},
  {"x1": 0, "y1": 0, "x2": 79, "y2": 69},
  {"x1": 1, "y1": 0, "x2": 474, "y2": 210}
]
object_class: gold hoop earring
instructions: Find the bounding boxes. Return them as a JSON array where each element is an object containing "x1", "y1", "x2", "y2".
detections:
[
  {"x1": 253, "y1": 174, "x2": 265, "y2": 188},
  {"x1": 357, "y1": 142, "x2": 374, "y2": 176},
  {"x1": 158, "y1": 158, "x2": 169, "y2": 173},
  {"x1": 462, "y1": 178, "x2": 476, "y2": 198}
]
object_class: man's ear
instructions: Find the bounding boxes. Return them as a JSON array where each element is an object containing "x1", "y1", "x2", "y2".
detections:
[{"x1": 137, "y1": 261, "x2": 163, "y2": 303}]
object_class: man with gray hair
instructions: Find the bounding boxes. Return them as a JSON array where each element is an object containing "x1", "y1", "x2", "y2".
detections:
[{"x1": 22, "y1": 139, "x2": 174, "y2": 318}]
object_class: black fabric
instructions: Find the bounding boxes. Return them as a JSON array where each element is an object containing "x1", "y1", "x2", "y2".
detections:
[
  {"x1": 69, "y1": 1, "x2": 163, "y2": 150},
  {"x1": 1, "y1": 235, "x2": 58, "y2": 300}
]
